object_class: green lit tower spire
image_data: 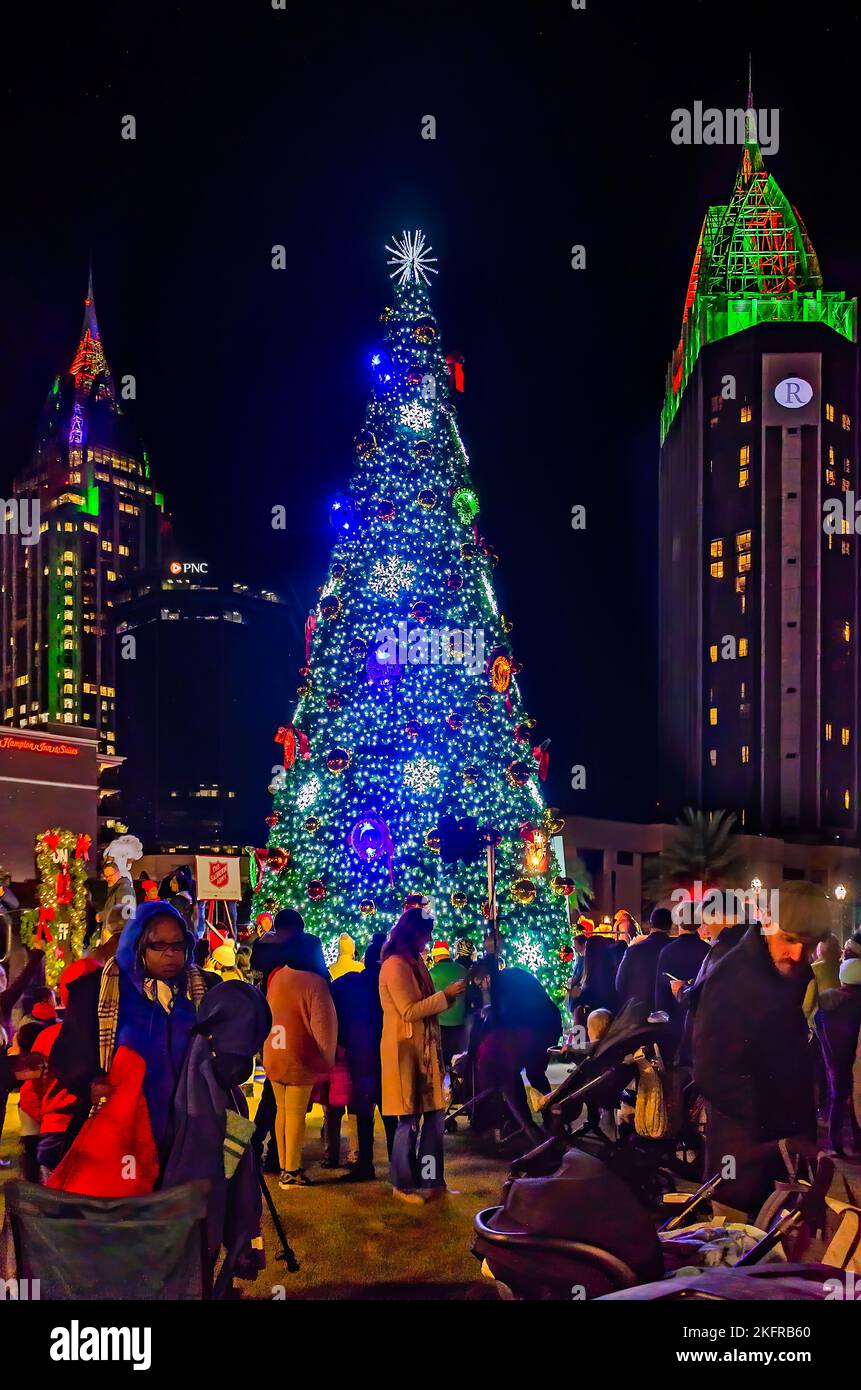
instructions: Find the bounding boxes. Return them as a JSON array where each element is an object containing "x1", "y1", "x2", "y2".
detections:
[{"x1": 662, "y1": 95, "x2": 856, "y2": 440}]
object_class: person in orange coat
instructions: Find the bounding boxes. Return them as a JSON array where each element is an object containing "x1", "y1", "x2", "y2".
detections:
[{"x1": 262, "y1": 933, "x2": 337, "y2": 1189}]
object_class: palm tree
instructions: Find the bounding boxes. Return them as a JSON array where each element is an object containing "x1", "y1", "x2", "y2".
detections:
[{"x1": 643, "y1": 808, "x2": 746, "y2": 904}]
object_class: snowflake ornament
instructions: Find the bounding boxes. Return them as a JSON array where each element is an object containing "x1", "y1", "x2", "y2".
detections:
[
  {"x1": 297, "y1": 774, "x2": 321, "y2": 812},
  {"x1": 403, "y1": 756, "x2": 440, "y2": 794},
  {"x1": 399, "y1": 400, "x2": 432, "y2": 433},
  {"x1": 386, "y1": 229, "x2": 438, "y2": 287},
  {"x1": 369, "y1": 554, "x2": 416, "y2": 600}
]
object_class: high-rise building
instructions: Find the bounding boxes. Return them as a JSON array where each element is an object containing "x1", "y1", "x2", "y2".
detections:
[
  {"x1": 659, "y1": 109, "x2": 859, "y2": 839},
  {"x1": 113, "y1": 560, "x2": 300, "y2": 852},
  {"x1": 0, "y1": 276, "x2": 166, "y2": 759}
]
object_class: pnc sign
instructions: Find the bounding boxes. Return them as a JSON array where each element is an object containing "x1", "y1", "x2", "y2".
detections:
[
  {"x1": 773, "y1": 376, "x2": 813, "y2": 409},
  {"x1": 169, "y1": 560, "x2": 208, "y2": 576}
]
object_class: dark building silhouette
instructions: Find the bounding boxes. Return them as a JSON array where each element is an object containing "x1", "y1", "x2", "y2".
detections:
[
  {"x1": 659, "y1": 108, "x2": 859, "y2": 840},
  {"x1": 113, "y1": 561, "x2": 301, "y2": 851}
]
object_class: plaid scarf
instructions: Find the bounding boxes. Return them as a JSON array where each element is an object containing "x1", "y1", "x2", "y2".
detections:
[{"x1": 97, "y1": 960, "x2": 207, "y2": 1073}]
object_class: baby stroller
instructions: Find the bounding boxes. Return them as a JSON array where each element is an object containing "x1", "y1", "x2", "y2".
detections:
[
  {"x1": 445, "y1": 1045, "x2": 543, "y2": 1156},
  {"x1": 473, "y1": 1135, "x2": 856, "y2": 1300},
  {"x1": 541, "y1": 999, "x2": 706, "y2": 1193}
]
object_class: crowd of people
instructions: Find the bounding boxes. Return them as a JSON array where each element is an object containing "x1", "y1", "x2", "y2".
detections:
[
  {"x1": 566, "y1": 887, "x2": 861, "y2": 1215},
  {"x1": 2, "y1": 853, "x2": 861, "y2": 1280}
]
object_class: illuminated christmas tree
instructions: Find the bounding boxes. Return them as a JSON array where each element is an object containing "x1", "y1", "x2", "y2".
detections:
[{"x1": 253, "y1": 232, "x2": 576, "y2": 994}]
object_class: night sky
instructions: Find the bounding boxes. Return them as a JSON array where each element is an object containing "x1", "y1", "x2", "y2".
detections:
[{"x1": 3, "y1": 0, "x2": 859, "y2": 822}]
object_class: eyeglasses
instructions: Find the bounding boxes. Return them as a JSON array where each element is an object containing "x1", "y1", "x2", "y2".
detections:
[{"x1": 145, "y1": 941, "x2": 186, "y2": 955}]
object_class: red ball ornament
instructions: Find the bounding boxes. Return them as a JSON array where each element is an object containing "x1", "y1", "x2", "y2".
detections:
[
  {"x1": 265, "y1": 813, "x2": 280, "y2": 828},
  {"x1": 307, "y1": 879, "x2": 327, "y2": 901},
  {"x1": 326, "y1": 691, "x2": 343, "y2": 710},
  {"x1": 298, "y1": 664, "x2": 311, "y2": 678},
  {"x1": 552, "y1": 875, "x2": 576, "y2": 897},
  {"x1": 506, "y1": 760, "x2": 531, "y2": 788},
  {"x1": 326, "y1": 747, "x2": 351, "y2": 775},
  {"x1": 410, "y1": 600, "x2": 432, "y2": 624},
  {"x1": 446, "y1": 570, "x2": 464, "y2": 591},
  {"x1": 446, "y1": 712, "x2": 464, "y2": 732},
  {"x1": 268, "y1": 847, "x2": 291, "y2": 873},
  {"x1": 331, "y1": 562, "x2": 346, "y2": 580},
  {"x1": 404, "y1": 719, "x2": 422, "y2": 739},
  {"x1": 377, "y1": 499, "x2": 396, "y2": 522}
]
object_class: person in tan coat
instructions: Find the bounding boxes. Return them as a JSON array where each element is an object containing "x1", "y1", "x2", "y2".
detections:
[
  {"x1": 263, "y1": 933, "x2": 336, "y2": 1189},
  {"x1": 379, "y1": 907, "x2": 467, "y2": 1205}
]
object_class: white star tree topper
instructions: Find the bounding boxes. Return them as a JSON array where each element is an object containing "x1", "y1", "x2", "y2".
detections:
[{"x1": 385, "y1": 230, "x2": 438, "y2": 287}]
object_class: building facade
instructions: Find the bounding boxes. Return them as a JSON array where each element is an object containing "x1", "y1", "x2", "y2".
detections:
[
  {"x1": 659, "y1": 118, "x2": 859, "y2": 840},
  {"x1": 113, "y1": 562, "x2": 300, "y2": 852},
  {"x1": 0, "y1": 277, "x2": 165, "y2": 761}
]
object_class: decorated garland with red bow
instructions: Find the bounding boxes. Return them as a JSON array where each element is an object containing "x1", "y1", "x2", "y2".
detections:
[{"x1": 19, "y1": 827, "x2": 90, "y2": 986}]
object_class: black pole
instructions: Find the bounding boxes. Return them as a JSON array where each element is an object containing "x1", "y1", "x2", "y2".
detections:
[{"x1": 257, "y1": 1165, "x2": 300, "y2": 1272}]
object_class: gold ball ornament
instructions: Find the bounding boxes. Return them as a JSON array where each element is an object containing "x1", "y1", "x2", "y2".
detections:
[
  {"x1": 320, "y1": 595, "x2": 342, "y2": 621},
  {"x1": 510, "y1": 878, "x2": 537, "y2": 905},
  {"x1": 326, "y1": 747, "x2": 351, "y2": 775},
  {"x1": 551, "y1": 875, "x2": 576, "y2": 897}
]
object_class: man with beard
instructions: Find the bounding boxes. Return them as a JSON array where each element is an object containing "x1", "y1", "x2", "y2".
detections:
[{"x1": 693, "y1": 881, "x2": 831, "y2": 1216}]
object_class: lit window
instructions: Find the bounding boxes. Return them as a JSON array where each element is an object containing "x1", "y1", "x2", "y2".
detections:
[
  {"x1": 739, "y1": 445, "x2": 750, "y2": 468},
  {"x1": 845, "y1": 790, "x2": 852, "y2": 810},
  {"x1": 741, "y1": 745, "x2": 750, "y2": 764},
  {"x1": 842, "y1": 727, "x2": 851, "y2": 746},
  {"x1": 739, "y1": 468, "x2": 749, "y2": 488},
  {"x1": 826, "y1": 403, "x2": 835, "y2": 423},
  {"x1": 826, "y1": 467, "x2": 836, "y2": 486},
  {"x1": 740, "y1": 405, "x2": 752, "y2": 423},
  {"x1": 709, "y1": 749, "x2": 717, "y2": 767},
  {"x1": 709, "y1": 706, "x2": 718, "y2": 726},
  {"x1": 710, "y1": 539, "x2": 724, "y2": 558},
  {"x1": 844, "y1": 622, "x2": 852, "y2": 643},
  {"x1": 825, "y1": 722, "x2": 833, "y2": 741},
  {"x1": 842, "y1": 414, "x2": 851, "y2": 432},
  {"x1": 735, "y1": 575, "x2": 746, "y2": 593},
  {"x1": 738, "y1": 553, "x2": 751, "y2": 573},
  {"x1": 739, "y1": 638, "x2": 749, "y2": 657},
  {"x1": 709, "y1": 645, "x2": 718, "y2": 663},
  {"x1": 736, "y1": 530, "x2": 752, "y2": 552},
  {"x1": 710, "y1": 561, "x2": 724, "y2": 579}
]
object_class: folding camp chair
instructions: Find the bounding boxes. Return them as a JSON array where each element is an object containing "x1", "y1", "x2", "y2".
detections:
[{"x1": 3, "y1": 1178, "x2": 211, "y2": 1300}]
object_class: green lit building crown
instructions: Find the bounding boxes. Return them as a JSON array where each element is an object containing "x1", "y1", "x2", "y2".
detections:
[{"x1": 662, "y1": 120, "x2": 856, "y2": 440}]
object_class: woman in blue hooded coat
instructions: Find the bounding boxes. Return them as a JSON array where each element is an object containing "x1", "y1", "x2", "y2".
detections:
[{"x1": 51, "y1": 899, "x2": 211, "y2": 1167}]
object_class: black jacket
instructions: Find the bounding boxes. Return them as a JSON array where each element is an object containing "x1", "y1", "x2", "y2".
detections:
[
  {"x1": 614, "y1": 930, "x2": 672, "y2": 1012},
  {"x1": 693, "y1": 925, "x2": 815, "y2": 1210}
]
